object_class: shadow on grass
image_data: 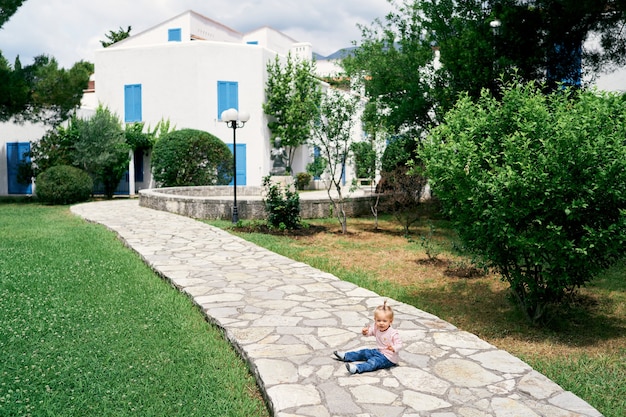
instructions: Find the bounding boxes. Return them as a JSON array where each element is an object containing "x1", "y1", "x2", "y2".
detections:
[{"x1": 396, "y1": 277, "x2": 625, "y2": 350}]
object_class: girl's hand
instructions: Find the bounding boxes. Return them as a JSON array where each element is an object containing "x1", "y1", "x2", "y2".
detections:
[
  {"x1": 386, "y1": 345, "x2": 395, "y2": 352},
  {"x1": 361, "y1": 327, "x2": 369, "y2": 336}
]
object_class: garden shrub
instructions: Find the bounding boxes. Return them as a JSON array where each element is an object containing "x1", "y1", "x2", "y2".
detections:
[
  {"x1": 420, "y1": 81, "x2": 626, "y2": 324},
  {"x1": 295, "y1": 172, "x2": 311, "y2": 190},
  {"x1": 262, "y1": 176, "x2": 301, "y2": 230},
  {"x1": 151, "y1": 129, "x2": 233, "y2": 187},
  {"x1": 379, "y1": 164, "x2": 429, "y2": 235},
  {"x1": 306, "y1": 155, "x2": 326, "y2": 179},
  {"x1": 36, "y1": 165, "x2": 93, "y2": 205}
]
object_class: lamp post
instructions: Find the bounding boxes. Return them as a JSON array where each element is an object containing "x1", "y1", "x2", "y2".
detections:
[
  {"x1": 489, "y1": 19, "x2": 502, "y2": 94},
  {"x1": 221, "y1": 108, "x2": 250, "y2": 224}
]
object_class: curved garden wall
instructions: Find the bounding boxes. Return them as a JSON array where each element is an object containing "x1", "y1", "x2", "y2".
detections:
[{"x1": 138, "y1": 186, "x2": 374, "y2": 220}]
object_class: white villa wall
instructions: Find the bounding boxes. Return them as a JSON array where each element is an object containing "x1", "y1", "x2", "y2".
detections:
[
  {"x1": 95, "y1": 39, "x2": 276, "y2": 188},
  {"x1": 245, "y1": 27, "x2": 297, "y2": 56},
  {"x1": 316, "y1": 59, "x2": 343, "y2": 78},
  {"x1": 114, "y1": 11, "x2": 242, "y2": 48}
]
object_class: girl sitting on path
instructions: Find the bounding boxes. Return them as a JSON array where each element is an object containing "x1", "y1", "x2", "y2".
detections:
[{"x1": 334, "y1": 300, "x2": 402, "y2": 374}]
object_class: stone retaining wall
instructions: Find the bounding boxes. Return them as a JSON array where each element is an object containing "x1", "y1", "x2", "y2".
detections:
[{"x1": 139, "y1": 186, "x2": 374, "y2": 220}]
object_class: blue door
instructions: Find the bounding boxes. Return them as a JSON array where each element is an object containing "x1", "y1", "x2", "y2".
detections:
[
  {"x1": 6, "y1": 142, "x2": 32, "y2": 194},
  {"x1": 227, "y1": 144, "x2": 246, "y2": 186}
]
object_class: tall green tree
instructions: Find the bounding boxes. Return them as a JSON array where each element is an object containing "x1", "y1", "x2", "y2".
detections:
[
  {"x1": 1, "y1": 1, "x2": 92, "y2": 125},
  {"x1": 100, "y1": 26, "x2": 132, "y2": 47},
  {"x1": 0, "y1": 0, "x2": 25, "y2": 28},
  {"x1": 263, "y1": 53, "x2": 322, "y2": 171},
  {"x1": 310, "y1": 89, "x2": 360, "y2": 234},
  {"x1": 0, "y1": 54, "x2": 93, "y2": 125},
  {"x1": 344, "y1": 0, "x2": 626, "y2": 134},
  {"x1": 73, "y1": 106, "x2": 130, "y2": 199},
  {"x1": 420, "y1": 81, "x2": 626, "y2": 325}
]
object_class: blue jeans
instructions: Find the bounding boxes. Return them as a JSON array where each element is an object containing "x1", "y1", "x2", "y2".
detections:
[{"x1": 344, "y1": 348, "x2": 396, "y2": 373}]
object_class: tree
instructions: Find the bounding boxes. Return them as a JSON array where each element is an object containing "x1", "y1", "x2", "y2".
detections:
[
  {"x1": 73, "y1": 106, "x2": 130, "y2": 199},
  {"x1": 263, "y1": 53, "x2": 322, "y2": 171},
  {"x1": 151, "y1": 129, "x2": 233, "y2": 187},
  {"x1": 1, "y1": 1, "x2": 92, "y2": 125},
  {"x1": 0, "y1": 53, "x2": 93, "y2": 125},
  {"x1": 420, "y1": 80, "x2": 626, "y2": 325},
  {"x1": 358, "y1": 101, "x2": 389, "y2": 229},
  {"x1": 100, "y1": 26, "x2": 132, "y2": 48},
  {"x1": 310, "y1": 89, "x2": 360, "y2": 234},
  {"x1": 377, "y1": 134, "x2": 428, "y2": 235},
  {"x1": 343, "y1": 0, "x2": 626, "y2": 134},
  {"x1": 0, "y1": 0, "x2": 25, "y2": 28}
]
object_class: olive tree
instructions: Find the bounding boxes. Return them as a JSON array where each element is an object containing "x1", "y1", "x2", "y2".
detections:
[
  {"x1": 310, "y1": 89, "x2": 360, "y2": 234},
  {"x1": 420, "y1": 81, "x2": 626, "y2": 325}
]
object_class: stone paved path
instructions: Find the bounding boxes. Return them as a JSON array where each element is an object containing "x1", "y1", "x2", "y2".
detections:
[{"x1": 71, "y1": 200, "x2": 603, "y2": 417}]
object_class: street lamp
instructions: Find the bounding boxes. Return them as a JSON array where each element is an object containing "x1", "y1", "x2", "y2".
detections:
[
  {"x1": 221, "y1": 108, "x2": 250, "y2": 224},
  {"x1": 489, "y1": 19, "x2": 502, "y2": 94},
  {"x1": 489, "y1": 19, "x2": 501, "y2": 35}
]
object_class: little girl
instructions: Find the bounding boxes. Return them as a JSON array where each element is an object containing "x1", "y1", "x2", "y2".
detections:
[{"x1": 334, "y1": 300, "x2": 402, "y2": 374}]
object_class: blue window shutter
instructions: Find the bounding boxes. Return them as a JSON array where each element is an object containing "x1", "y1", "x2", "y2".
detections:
[
  {"x1": 6, "y1": 142, "x2": 32, "y2": 194},
  {"x1": 217, "y1": 81, "x2": 238, "y2": 119},
  {"x1": 168, "y1": 28, "x2": 182, "y2": 42},
  {"x1": 246, "y1": 41, "x2": 258, "y2": 45},
  {"x1": 227, "y1": 144, "x2": 246, "y2": 186},
  {"x1": 313, "y1": 146, "x2": 321, "y2": 179},
  {"x1": 124, "y1": 84, "x2": 142, "y2": 123}
]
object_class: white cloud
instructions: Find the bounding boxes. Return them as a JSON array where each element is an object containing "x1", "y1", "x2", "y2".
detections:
[{"x1": 0, "y1": 0, "x2": 392, "y2": 68}]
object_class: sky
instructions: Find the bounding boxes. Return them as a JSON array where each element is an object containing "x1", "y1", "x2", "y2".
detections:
[{"x1": 0, "y1": 0, "x2": 393, "y2": 68}]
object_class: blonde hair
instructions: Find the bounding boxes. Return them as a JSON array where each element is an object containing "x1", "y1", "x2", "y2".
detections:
[{"x1": 374, "y1": 300, "x2": 394, "y2": 320}]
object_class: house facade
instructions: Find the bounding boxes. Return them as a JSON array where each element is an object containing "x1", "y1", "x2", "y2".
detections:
[
  {"x1": 0, "y1": 10, "x2": 361, "y2": 196},
  {"x1": 93, "y1": 10, "x2": 325, "y2": 193}
]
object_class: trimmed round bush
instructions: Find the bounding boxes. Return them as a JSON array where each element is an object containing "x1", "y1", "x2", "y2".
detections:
[
  {"x1": 151, "y1": 129, "x2": 234, "y2": 187},
  {"x1": 36, "y1": 165, "x2": 93, "y2": 205}
]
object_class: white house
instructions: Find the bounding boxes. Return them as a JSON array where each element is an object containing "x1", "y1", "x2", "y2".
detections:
[
  {"x1": 91, "y1": 10, "x2": 322, "y2": 193},
  {"x1": 1, "y1": 10, "x2": 363, "y2": 196}
]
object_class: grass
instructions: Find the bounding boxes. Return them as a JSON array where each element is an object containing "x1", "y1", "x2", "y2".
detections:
[
  {"x1": 208, "y1": 211, "x2": 626, "y2": 417},
  {"x1": 0, "y1": 203, "x2": 269, "y2": 417}
]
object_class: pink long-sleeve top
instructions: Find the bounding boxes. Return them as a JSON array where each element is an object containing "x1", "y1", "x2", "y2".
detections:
[{"x1": 367, "y1": 324, "x2": 402, "y2": 364}]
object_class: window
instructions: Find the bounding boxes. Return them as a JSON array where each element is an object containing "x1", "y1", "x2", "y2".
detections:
[
  {"x1": 217, "y1": 81, "x2": 238, "y2": 119},
  {"x1": 246, "y1": 41, "x2": 258, "y2": 45},
  {"x1": 124, "y1": 84, "x2": 142, "y2": 123},
  {"x1": 168, "y1": 28, "x2": 182, "y2": 42}
]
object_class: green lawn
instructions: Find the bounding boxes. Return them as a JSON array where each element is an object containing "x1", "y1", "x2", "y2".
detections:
[{"x1": 0, "y1": 203, "x2": 269, "y2": 417}]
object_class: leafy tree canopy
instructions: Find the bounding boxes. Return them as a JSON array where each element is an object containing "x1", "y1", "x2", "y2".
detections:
[
  {"x1": 0, "y1": 53, "x2": 93, "y2": 125},
  {"x1": 344, "y1": 0, "x2": 626, "y2": 134},
  {"x1": 0, "y1": 0, "x2": 25, "y2": 28},
  {"x1": 263, "y1": 53, "x2": 322, "y2": 170},
  {"x1": 1, "y1": 1, "x2": 93, "y2": 125},
  {"x1": 100, "y1": 26, "x2": 132, "y2": 48}
]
